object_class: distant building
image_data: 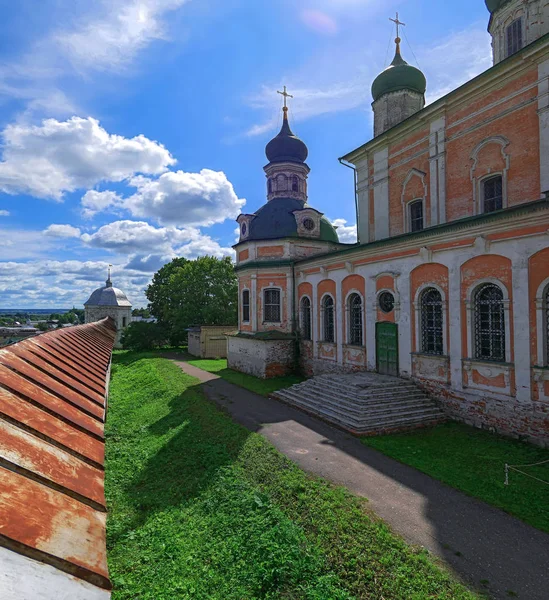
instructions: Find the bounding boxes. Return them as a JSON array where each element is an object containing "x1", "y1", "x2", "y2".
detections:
[{"x1": 84, "y1": 270, "x2": 132, "y2": 348}]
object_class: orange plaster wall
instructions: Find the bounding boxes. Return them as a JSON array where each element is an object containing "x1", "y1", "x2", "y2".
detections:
[
  {"x1": 238, "y1": 249, "x2": 249, "y2": 262},
  {"x1": 460, "y1": 255, "x2": 513, "y2": 361},
  {"x1": 376, "y1": 275, "x2": 395, "y2": 323},
  {"x1": 257, "y1": 245, "x2": 285, "y2": 258},
  {"x1": 528, "y1": 248, "x2": 549, "y2": 370},
  {"x1": 298, "y1": 282, "x2": 313, "y2": 302},
  {"x1": 410, "y1": 263, "x2": 449, "y2": 353}
]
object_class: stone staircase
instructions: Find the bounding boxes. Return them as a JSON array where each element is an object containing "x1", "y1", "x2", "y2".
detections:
[{"x1": 271, "y1": 372, "x2": 446, "y2": 435}]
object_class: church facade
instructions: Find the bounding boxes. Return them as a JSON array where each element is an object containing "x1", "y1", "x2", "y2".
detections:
[{"x1": 229, "y1": 0, "x2": 549, "y2": 444}]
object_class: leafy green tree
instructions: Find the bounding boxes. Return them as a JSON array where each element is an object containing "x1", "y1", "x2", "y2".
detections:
[
  {"x1": 146, "y1": 256, "x2": 237, "y2": 345},
  {"x1": 121, "y1": 322, "x2": 168, "y2": 351},
  {"x1": 37, "y1": 322, "x2": 50, "y2": 332},
  {"x1": 132, "y1": 307, "x2": 151, "y2": 318}
]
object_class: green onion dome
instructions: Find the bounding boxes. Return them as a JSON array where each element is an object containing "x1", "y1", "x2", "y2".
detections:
[
  {"x1": 485, "y1": 0, "x2": 511, "y2": 12},
  {"x1": 371, "y1": 41, "x2": 427, "y2": 102}
]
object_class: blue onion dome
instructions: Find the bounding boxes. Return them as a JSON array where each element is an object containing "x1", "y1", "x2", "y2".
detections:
[
  {"x1": 485, "y1": 0, "x2": 509, "y2": 12},
  {"x1": 265, "y1": 107, "x2": 308, "y2": 164},
  {"x1": 372, "y1": 39, "x2": 427, "y2": 102}
]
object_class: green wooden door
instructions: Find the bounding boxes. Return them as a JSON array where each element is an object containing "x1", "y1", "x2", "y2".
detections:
[{"x1": 376, "y1": 322, "x2": 399, "y2": 376}]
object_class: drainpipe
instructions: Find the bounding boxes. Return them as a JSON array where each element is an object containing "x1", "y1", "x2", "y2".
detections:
[{"x1": 338, "y1": 158, "x2": 359, "y2": 244}]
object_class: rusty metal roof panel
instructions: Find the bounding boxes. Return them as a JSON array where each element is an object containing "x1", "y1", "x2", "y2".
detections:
[{"x1": 0, "y1": 317, "x2": 116, "y2": 597}]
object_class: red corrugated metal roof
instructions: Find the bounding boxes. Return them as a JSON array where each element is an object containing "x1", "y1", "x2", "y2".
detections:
[{"x1": 0, "y1": 317, "x2": 116, "y2": 593}]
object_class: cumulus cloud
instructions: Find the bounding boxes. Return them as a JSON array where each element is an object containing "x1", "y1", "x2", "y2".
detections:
[
  {"x1": 0, "y1": 210, "x2": 9, "y2": 216},
  {"x1": 124, "y1": 169, "x2": 246, "y2": 227},
  {"x1": 331, "y1": 218, "x2": 357, "y2": 244},
  {"x1": 43, "y1": 224, "x2": 82, "y2": 238},
  {"x1": 82, "y1": 219, "x2": 234, "y2": 260},
  {"x1": 0, "y1": 117, "x2": 175, "y2": 200},
  {"x1": 81, "y1": 189, "x2": 124, "y2": 218}
]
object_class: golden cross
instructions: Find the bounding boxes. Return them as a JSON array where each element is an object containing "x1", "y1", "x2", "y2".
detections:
[
  {"x1": 389, "y1": 12, "x2": 406, "y2": 39},
  {"x1": 277, "y1": 85, "x2": 293, "y2": 109}
]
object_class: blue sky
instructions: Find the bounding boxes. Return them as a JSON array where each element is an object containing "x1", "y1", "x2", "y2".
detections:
[{"x1": 0, "y1": 0, "x2": 492, "y2": 308}]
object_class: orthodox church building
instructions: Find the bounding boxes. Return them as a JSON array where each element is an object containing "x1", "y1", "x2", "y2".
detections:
[
  {"x1": 84, "y1": 269, "x2": 132, "y2": 348},
  {"x1": 228, "y1": 0, "x2": 549, "y2": 444}
]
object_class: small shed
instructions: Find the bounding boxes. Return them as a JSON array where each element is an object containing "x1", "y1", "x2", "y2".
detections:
[{"x1": 187, "y1": 325, "x2": 234, "y2": 358}]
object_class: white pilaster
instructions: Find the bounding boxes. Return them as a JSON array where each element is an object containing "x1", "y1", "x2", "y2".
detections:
[
  {"x1": 429, "y1": 116, "x2": 446, "y2": 226},
  {"x1": 251, "y1": 274, "x2": 258, "y2": 333},
  {"x1": 355, "y1": 157, "x2": 370, "y2": 244},
  {"x1": 448, "y1": 262, "x2": 463, "y2": 389},
  {"x1": 512, "y1": 258, "x2": 532, "y2": 401},
  {"x1": 365, "y1": 269, "x2": 377, "y2": 371},
  {"x1": 396, "y1": 271, "x2": 412, "y2": 376},
  {"x1": 373, "y1": 147, "x2": 389, "y2": 241},
  {"x1": 336, "y1": 275, "x2": 344, "y2": 365},
  {"x1": 312, "y1": 278, "x2": 319, "y2": 358}
]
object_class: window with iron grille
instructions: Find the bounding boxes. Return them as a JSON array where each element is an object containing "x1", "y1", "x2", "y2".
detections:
[
  {"x1": 348, "y1": 293, "x2": 363, "y2": 346},
  {"x1": 292, "y1": 176, "x2": 299, "y2": 192},
  {"x1": 474, "y1": 284, "x2": 505, "y2": 362},
  {"x1": 409, "y1": 199, "x2": 424, "y2": 232},
  {"x1": 264, "y1": 288, "x2": 281, "y2": 323},
  {"x1": 482, "y1": 175, "x2": 503, "y2": 213},
  {"x1": 300, "y1": 296, "x2": 311, "y2": 340},
  {"x1": 242, "y1": 290, "x2": 250, "y2": 322},
  {"x1": 322, "y1": 295, "x2": 335, "y2": 342},
  {"x1": 506, "y1": 18, "x2": 523, "y2": 57},
  {"x1": 545, "y1": 285, "x2": 549, "y2": 366},
  {"x1": 420, "y1": 288, "x2": 443, "y2": 355}
]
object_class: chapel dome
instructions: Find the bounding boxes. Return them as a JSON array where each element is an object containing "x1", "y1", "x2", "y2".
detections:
[
  {"x1": 246, "y1": 197, "x2": 339, "y2": 243},
  {"x1": 84, "y1": 276, "x2": 132, "y2": 307},
  {"x1": 265, "y1": 108, "x2": 308, "y2": 164},
  {"x1": 371, "y1": 43, "x2": 427, "y2": 102}
]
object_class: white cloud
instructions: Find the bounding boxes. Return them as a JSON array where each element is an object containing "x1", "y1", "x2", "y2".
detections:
[
  {"x1": 43, "y1": 224, "x2": 82, "y2": 238},
  {"x1": 331, "y1": 218, "x2": 357, "y2": 243},
  {"x1": 81, "y1": 189, "x2": 124, "y2": 218},
  {"x1": 56, "y1": 0, "x2": 189, "y2": 73},
  {"x1": 300, "y1": 10, "x2": 339, "y2": 35},
  {"x1": 124, "y1": 169, "x2": 246, "y2": 227},
  {"x1": 0, "y1": 117, "x2": 175, "y2": 200},
  {"x1": 0, "y1": 228, "x2": 58, "y2": 260},
  {"x1": 0, "y1": 210, "x2": 10, "y2": 217},
  {"x1": 81, "y1": 219, "x2": 234, "y2": 259}
]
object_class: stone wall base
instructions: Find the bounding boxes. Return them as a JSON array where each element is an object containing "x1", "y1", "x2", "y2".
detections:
[
  {"x1": 228, "y1": 336, "x2": 296, "y2": 379},
  {"x1": 415, "y1": 378, "x2": 549, "y2": 448}
]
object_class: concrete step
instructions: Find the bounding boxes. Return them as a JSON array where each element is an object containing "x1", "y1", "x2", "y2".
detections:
[{"x1": 271, "y1": 373, "x2": 445, "y2": 435}]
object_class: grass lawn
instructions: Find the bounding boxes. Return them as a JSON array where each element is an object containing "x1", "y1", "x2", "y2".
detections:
[
  {"x1": 106, "y1": 352, "x2": 479, "y2": 599},
  {"x1": 186, "y1": 357, "x2": 304, "y2": 396},
  {"x1": 363, "y1": 422, "x2": 549, "y2": 533}
]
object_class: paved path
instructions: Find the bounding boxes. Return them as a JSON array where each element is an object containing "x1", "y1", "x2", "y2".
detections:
[{"x1": 169, "y1": 358, "x2": 549, "y2": 600}]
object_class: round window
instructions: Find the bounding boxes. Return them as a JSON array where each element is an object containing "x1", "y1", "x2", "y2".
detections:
[
  {"x1": 303, "y1": 218, "x2": 315, "y2": 231},
  {"x1": 378, "y1": 291, "x2": 395, "y2": 313},
  {"x1": 241, "y1": 223, "x2": 247, "y2": 236}
]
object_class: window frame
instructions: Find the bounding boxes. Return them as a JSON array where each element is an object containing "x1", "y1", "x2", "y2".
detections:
[
  {"x1": 481, "y1": 174, "x2": 503, "y2": 214},
  {"x1": 408, "y1": 198, "x2": 424, "y2": 233},
  {"x1": 419, "y1": 287, "x2": 444, "y2": 355},
  {"x1": 346, "y1": 292, "x2": 364, "y2": 346},
  {"x1": 242, "y1": 289, "x2": 250, "y2": 323},
  {"x1": 473, "y1": 283, "x2": 506, "y2": 363},
  {"x1": 506, "y1": 17, "x2": 523, "y2": 58},
  {"x1": 300, "y1": 295, "x2": 312, "y2": 341},
  {"x1": 263, "y1": 287, "x2": 282, "y2": 324},
  {"x1": 321, "y1": 294, "x2": 335, "y2": 343}
]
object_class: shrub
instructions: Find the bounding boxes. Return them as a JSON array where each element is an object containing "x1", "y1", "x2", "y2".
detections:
[{"x1": 121, "y1": 322, "x2": 168, "y2": 351}]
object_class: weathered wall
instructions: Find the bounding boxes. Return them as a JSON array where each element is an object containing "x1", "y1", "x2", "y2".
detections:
[{"x1": 227, "y1": 336, "x2": 295, "y2": 378}]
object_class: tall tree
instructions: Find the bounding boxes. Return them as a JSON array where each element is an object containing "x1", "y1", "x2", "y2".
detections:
[{"x1": 146, "y1": 256, "x2": 237, "y2": 345}]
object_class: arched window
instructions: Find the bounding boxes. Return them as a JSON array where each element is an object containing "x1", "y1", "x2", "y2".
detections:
[
  {"x1": 291, "y1": 175, "x2": 299, "y2": 192},
  {"x1": 300, "y1": 296, "x2": 311, "y2": 340},
  {"x1": 474, "y1": 284, "x2": 505, "y2": 362},
  {"x1": 506, "y1": 18, "x2": 523, "y2": 57},
  {"x1": 482, "y1": 175, "x2": 503, "y2": 213},
  {"x1": 268, "y1": 179, "x2": 272, "y2": 194},
  {"x1": 122, "y1": 316, "x2": 127, "y2": 328},
  {"x1": 420, "y1": 288, "x2": 443, "y2": 355},
  {"x1": 264, "y1": 288, "x2": 281, "y2": 323},
  {"x1": 277, "y1": 174, "x2": 287, "y2": 191},
  {"x1": 322, "y1": 295, "x2": 335, "y2": 343},
  {"x1": 348, "y1": 293, "x2": 363, "y2": 346},
  {"x1": 409, "y1": 199, "x2": 424, "y2": 232},
  {"x1": 242, "y1": 290, "x2": 250, "y2": 323}
]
